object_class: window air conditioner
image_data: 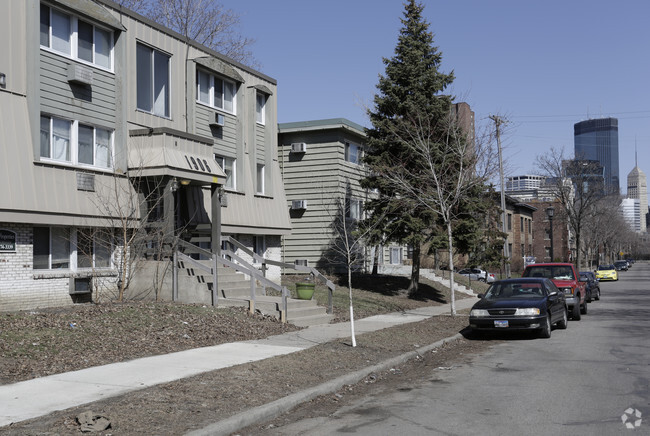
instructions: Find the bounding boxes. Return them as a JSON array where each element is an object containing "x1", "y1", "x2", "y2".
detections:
[
  {"x1": 291, "y1": 200, "x2": 307, "y2": 210},
  {"x1": 291, "y1": 142, "x2": 307, "y2": 153},
  {"x1": 67, "y1": 64, "x2": 94, "y2": 85},
  {"x1": 210, "y1": 113, "x2": 225, "y2": 128}
]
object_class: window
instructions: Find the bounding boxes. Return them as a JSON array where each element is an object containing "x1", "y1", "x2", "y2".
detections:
[
  {"x1": 520, "y1": 217, "x2": 524, "y2": 231},
  {"x1": 346, "y1": 198, "x2": 362, "y2": 220},
  {"x1": 40, "y1": 115, "x2": 113, "y2": 169},
  {"x1": 345, "y1": 142, "x2": 360, "y2": 164},
  {"x1": 137, "y1": 43, "x2": 170, "y2": 117},
  {"x1": 40, "y1": 4, "x2": 113, "y2": 69},
  {"x1": 34, "y1": 227, "x2": 112, "y2": 270},
  {"x1": 255, "y1": 92, "x2": 266, "y2": 124},
  {"x1": 215, "y1": 155, "x2": 236, "y2": 189},
  {"x1": 256, "y1": 163, "x2": 265, "y2": 194},
  {"x1": 507, "y1": 213, "x2": 512, "y2": 231},
  {"x1": 34, "y1": 227, "x2": 69, "y2": 269},
  {"x1": 196, "y1": 69, "x2": 236, "y2": 113},
  {"x1": 77, "y1": 229, "x2": 111, "y2": 268},
  {"x1": 390, "y1": 247, "x2": 402, "y2": 265}
]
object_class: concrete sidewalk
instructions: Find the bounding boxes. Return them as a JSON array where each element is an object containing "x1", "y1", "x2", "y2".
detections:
[{"x1": 0, "y1": 297, "x2": 476, "y2": 429}]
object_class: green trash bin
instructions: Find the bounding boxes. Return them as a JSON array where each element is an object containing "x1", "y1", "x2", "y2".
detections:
[{"x1": 295, "y1": 282, "x2": 315, "y2": 300}]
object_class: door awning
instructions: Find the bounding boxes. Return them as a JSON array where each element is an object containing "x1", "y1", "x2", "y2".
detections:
[{"x1": 128, "y1": 128, "x2": 225, "y2": 185}]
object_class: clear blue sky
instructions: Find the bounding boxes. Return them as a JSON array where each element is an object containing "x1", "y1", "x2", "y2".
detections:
[{"x1": 220, "y1": 0, "x2": 650, "y2": 193}]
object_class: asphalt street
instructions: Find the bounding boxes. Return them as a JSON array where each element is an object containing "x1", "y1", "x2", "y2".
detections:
[{"x1": 270, "y1": 262, "x2": 650, "y2": 436}]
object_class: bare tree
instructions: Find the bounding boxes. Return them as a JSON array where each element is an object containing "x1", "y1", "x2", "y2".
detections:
[
  {"x1": 374, "y1": 109, "x2": 499, "y2": 315},
  {"x1": 536, "y1": 148, "x2": 620, "y2": 269},
  {"x1": 322, "y1": 182, "x2": 390, "y2": 347},
  {"x1": 112, "y1": 0, "x2": 257, "y2": 66}
]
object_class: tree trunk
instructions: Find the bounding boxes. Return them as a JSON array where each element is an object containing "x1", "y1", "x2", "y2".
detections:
[
  {"x1": 447, "y1": 221, "x2": 456, "y2": 316},
  {"x1": 408, "y1": 244, "x2": 421, "y2": 295},
  {"x1": 372, "y1": 245, "x2": 379, "y2": 275}
]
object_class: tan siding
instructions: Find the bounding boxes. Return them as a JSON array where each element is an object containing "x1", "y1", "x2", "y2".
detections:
[{"x1": 40, "y1": 51, "x2": 117, "y2": 129}]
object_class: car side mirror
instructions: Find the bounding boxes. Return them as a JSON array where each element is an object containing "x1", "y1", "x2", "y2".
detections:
[{"x1": 477, "y1": 293, "x2": 484, "y2": 299}]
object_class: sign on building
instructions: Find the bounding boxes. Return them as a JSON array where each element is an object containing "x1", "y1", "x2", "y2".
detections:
[{"x1": 0, "y1": 229, "x2": 16, "y2": 252}]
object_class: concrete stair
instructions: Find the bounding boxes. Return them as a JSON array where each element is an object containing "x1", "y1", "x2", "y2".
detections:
[
  {"x1": 177, "y1": 261, "x2": 333, "y2": 327},
  {"x1": 420, "y1": 270, "x2": 476, "y2": 296}
]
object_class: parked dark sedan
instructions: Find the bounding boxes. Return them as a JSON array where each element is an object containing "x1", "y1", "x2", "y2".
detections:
[
  {"x1": 469, "y1": 278, "x2": 568, "y2": 338},
  {"x1": 580, "y1": 271, "x2": 600, "y2": 302},
  {"x1": 614, "y1": 260, "x2": 628, "y2": 271}
]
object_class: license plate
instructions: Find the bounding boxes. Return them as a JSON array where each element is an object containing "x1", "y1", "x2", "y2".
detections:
[{"x1": 494, "y1": 320, "x2": 509, "y2": 328}]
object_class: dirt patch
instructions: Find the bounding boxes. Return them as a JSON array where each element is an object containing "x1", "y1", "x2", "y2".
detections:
[
  {"x1": 0, "y1": 303, "x2": 301, "y2": 385},
  {"x1": 1, "y1": 314, "x2": 492, "y2": 435}
]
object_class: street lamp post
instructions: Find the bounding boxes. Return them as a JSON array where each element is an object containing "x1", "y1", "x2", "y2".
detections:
[{"x1": 546, "y1": 206, "x2": 555, "y2": 262}]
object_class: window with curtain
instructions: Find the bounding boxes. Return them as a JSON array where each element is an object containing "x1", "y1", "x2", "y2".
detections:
[
  {"x1": 345, "y1": 198, "x2": 362, "y2": 220},
  {"x1": 137, "y1": 43, "x2": 170, "y2": 117},
  {"x1": 40, "y1": 4, "x2": 113, "y2": 70},
  {"x1": 196, "y1": 69, "x2": 236, "y2": 113},
  {"x1": 33, "y1": 227, "x2": 112, "y2": 270},
  {"x1": 33, "y1": 227, "x2": 70, "y2": 270},
  {"x1": 345, "y1": 142, "x2": 360, "y2": 164},
  {"x1": 215, "y1": 155, "x2": 236, "y2": 189},
  {"x1": 40, "y1": 115, "x2": 113, "y2": 169}
]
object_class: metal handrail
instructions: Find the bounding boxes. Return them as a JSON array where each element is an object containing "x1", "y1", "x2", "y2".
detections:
[
  {"x1": 221, "y1": 236, "x2": 335, "y2": 313},
  {"x1": 174, "y1": 239, "x2": 291, "y2": 321}
]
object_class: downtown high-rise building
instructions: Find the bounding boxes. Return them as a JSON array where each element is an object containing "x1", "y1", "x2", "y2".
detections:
[
  {"x1": 627, "y1": 164, "x2": 648, "y2": 233},
  {"x1": 574, "y1": 118, "x2": 619, "y2": 193}
]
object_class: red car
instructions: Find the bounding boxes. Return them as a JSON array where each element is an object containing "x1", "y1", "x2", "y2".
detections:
[{"x1": 521, "y1": 263, "x2": 588, "y2": 320}]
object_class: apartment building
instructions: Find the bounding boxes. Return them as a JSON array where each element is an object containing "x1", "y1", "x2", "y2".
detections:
[
  {"x1": 0, "y1": 0, "x2": 290, "y2": 310},
  {"x1": 278, "y1": 119, "x2": 406, "y2": 273}
]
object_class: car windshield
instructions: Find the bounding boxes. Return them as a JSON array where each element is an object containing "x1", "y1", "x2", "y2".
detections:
[
  {"x1": 484, "y1": 282, "x2": 545, "y2": 300},
  {"x1": 525, "y1": 266, "x2": 574, "y2": 280},
  {"x1": 598, "y1": 265, "x2": 613, "y2": 270}
]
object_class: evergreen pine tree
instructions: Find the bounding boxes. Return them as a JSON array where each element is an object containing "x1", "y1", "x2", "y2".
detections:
[{"x1": 362, "y1": 0, "x2": 455, "y2": 293}]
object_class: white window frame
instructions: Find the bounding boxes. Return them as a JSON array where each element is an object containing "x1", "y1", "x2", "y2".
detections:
[
  {"x1": 137, "y1": 42, "x2": 171, "y2": 118},
  {"x1": 215, "y1": 155, "x2": 236, "y2": 190},
  {"x1": 76, "y1": 229, "x2": 112, "y2": 269},
  {"x1": 390, "y1": 247, "x2": 402, "y2": 265},
  {"x1": 40, "y1": 114, "x2": 114, "y2": 169},
  {"x1": 40, "y1": 4, "x2": 114, "y2": 71},
  {"x1": 345, "y1": 142, "x2": 361, "y2": 165},
  {"x1": 346, "y1": 197, "x2": 362, "y2": 221},
  {"x1": 255, "y1": 92, "x2": 266, "y2": 125},
  {"x1": 33, "y1": 227, "x2": 112, "y2": 271},
  {"x1": 256, "y1": 163, "x2": 265, "y2": 195},
  {"x1": 196, "y1": 69, "x2": 237, "y2": 114}
]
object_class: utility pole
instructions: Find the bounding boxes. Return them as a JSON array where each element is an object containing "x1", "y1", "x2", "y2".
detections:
[{"x1": 490, "y1": 115, "x2": 510, "y2": 278}]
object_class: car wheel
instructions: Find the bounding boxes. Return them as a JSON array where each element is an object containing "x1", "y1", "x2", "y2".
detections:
[
  {"x1": 557, "y1": 307, "x2": 568, "y2": 329},
  {"x1": 586, "y1": 290, "x2": 592, "y2": 303},
  {"x1": 572, "y1": 303, "x2": 581, "y2": 320},
  {"x1": 581, "y1": 299, "x2": 588, "y2": 315},
  {"x1": 539, "y1": 315, "x2": 552, "y2": 338},
  {"x1": 595, "y1": 289, "x2": 600, "y2": 301}
]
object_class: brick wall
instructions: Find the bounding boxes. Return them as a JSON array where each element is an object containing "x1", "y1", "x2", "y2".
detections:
[{"x1": 0, "y1": 224, "x2": 71, "y2": 311}]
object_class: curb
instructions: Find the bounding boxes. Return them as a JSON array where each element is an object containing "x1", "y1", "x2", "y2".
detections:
[{"x1": 186, "y1": 333, "x2": 464, "y2": 436}]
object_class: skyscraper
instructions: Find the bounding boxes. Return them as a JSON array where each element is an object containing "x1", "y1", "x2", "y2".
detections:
[
  {"x1": 574, "y1": 118, "x2": 619, "y2": 193},
  {"x1": 627, "y1": 162, "x2": 648, "y2": 233}
]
